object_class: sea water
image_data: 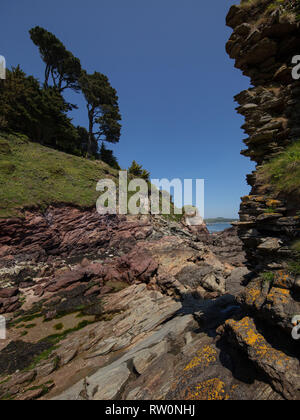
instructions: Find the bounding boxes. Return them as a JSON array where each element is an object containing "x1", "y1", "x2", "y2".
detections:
[{"x1": 207, "y1": 222, "x2": 232, "y2": 233}]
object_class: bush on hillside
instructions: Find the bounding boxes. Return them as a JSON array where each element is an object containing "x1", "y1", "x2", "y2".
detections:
[
  {"x1": 128, "y1": 160, "x2": 150, "y2": 181},
  {"x1": 99, "y1": 142, "x2": 120, "y2": 170}
]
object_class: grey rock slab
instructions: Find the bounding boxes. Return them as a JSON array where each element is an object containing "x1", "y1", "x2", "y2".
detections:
[{"x1": 52, "y1": 314, "x2": 194, "y2": 400}]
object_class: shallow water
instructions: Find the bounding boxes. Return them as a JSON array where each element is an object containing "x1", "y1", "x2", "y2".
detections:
[{"x1": 207, "y1": 222, "x2": 232, "y2": 233}]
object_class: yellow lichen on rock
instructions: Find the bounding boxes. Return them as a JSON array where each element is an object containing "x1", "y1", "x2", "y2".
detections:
[
  {"x1": 243, "y1": 283, "x2": 261, "y2": 306},
  {"x1": 266, "y1": 287, "x2": 290, "y2": 305},
  {"x1": 184, "y1": 345, "x2": 217, "y2": 371},
  {"x1": 266, "y1": 199, "x2": 281, "y2": 207},
  {"x1": 187, "y1": 378, "x2": 229, "y2": 401},
  {"x1": 225, "y1": 317, "x2": 292, "y2": 364},
  {"x1": 273, "y1": 271, "x2": 292, "y2": 289}
]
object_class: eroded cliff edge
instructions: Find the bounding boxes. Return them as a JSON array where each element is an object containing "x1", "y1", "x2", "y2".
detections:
[{"x1": 222, "y1": 0, "x2": 300, "y2": 400}]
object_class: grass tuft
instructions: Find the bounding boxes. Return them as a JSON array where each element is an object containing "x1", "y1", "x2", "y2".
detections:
[
  {"x1": 258, "y1": 141, "x2": 300, "y2": 194},
  {"x1": 261, "y1": 272, "x2": 275, "y2": 284}
]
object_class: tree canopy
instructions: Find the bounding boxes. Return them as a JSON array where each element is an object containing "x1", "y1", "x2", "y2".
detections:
[
  {"x1": 29, "y1": 26, "x2": 82, "y2": 93},
  {"x1": 0, "y1": 27, "x2": 124, "y2": 164},
  {"x1": 0, "y1": 66, "x2": 80, "y2": 154},
  {"x1": 80, "y1": 71, "x2": 122, "y2": 157}
]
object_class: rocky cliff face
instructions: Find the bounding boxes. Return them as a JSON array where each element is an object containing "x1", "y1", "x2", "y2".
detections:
[
  {"x1": 223, "y1": 0, "x2": 300, "y2": 400},
  {"x1": 227, "y1": 0, "x2": 300, "y2": 270}
]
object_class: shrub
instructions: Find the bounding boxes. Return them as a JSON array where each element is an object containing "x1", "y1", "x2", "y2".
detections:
[
  {"x1": 261, "y1": 272, "x2": 275, "y2": 284},
  {"x1": 128, "y1": 160, "x2": 150, "y2": 181}
]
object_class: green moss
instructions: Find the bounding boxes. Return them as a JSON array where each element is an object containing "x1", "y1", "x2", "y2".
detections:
[
  {"x1": 288, "y1": 260, "x2": 300, "y2": 276},
  {"x1": 43, "y1": 304, "x2": 91, "y2": 322},
  {"x1": 261, "y1": 272, "x2": 275, "y2": 284},
  {"x1": 264, "y1": 207, "x2": 277, "y2": 214},
  {"x1": 53, "y1": 323, "x2": 64, "y2": 331},
  {"x1": 40, "y1": 320, "x2": 95, "y2": 346},
  {"x1": 25, "y1": 323, "x2": 36, "y2": 329},
  {"x1": 27, "y1": 380, "x2": 54, "y2": 397},
  {"x1": 10, "y1": 313, "x2": 42, "y2": 328},
  {"x1": 24, "y1": 346, "x2": 59, "y2": 372}
]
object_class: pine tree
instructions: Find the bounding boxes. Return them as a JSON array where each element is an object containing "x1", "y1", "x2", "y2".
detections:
[
  {"x1": 29, "y1": 26, "x2": 82, "y2": 94},
  {"x1": 79, "y1": 71, "x2": 122, "y2": 158},
  {"x1": 128, "y1": 161, "x2": 150, "y2": 181}
]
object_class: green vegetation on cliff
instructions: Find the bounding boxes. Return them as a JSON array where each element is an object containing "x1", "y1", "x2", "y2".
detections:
[
  {"x1": 240, "y1": 0, "x2": 300, "y2": 23},
  {"x1": 258, "y1": 141, "x2": 300, "y2": 194}
]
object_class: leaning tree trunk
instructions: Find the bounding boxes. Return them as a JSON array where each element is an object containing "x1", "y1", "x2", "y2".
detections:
[{"x1": 87, "y1": 108, "x2": 94, "y2": 158}]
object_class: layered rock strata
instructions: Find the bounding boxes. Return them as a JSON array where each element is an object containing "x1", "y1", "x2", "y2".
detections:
[
  {"x1": 0, "y1": 208, "x2": 270, "y2": 400},
  {"x1": 224, "y1": 0, "x2": 300, "y2": 400}
]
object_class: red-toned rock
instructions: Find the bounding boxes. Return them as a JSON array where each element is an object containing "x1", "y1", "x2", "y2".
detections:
[
  {"x1": 120, "y1": 248, "x2": 158, "y2": 282},
  {"x1": 0, "y1": 245, "x2": 13, "y2": 257},
  {"x1": 109, "y1": 230, "x2": 136, "y2": 250},
  {"x1": 80, "y1": 258, "x2": 90, "y2": 268},
  {"x1": 0, "y1": 294, "x2": 21, "y2": 314},
  {"x1": 84, "y1": 285, "x2": 101, "y2": 296},
  {"x1": 0, "y1": 287, "x2": 19, "y2": 298},
  {"x1": 63, "y1": 282, "x2": 84, "y2": 292},
  {"x1": 47, "y1": 269, "x2": 86, "y2": 292},
  {"x1": 99, "y1": 286, "x2": 114, "y2": 295},
  {"x1": 103, "y1": 267, "x2": 123, "y2": 283},
  {"x1": 85, "y1": 263, "x2": 104, "y2": 277},
  {"x1": 134, "y1": 226, "x2": 153, "y2": 240}
]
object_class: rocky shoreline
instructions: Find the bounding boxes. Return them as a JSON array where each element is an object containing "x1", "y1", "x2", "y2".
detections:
[
  {"x1": 0, "y1": 206, "x2": 287, "y2": 400},
  {"x1": 0, "y1": 0, "x2": 299, "y2": 401}
]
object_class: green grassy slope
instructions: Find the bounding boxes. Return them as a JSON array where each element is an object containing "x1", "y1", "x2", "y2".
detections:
[
  {"x1": 0, "y1": 131, "x2": 182, "y2": 221},
  {"x1": 0, "y1": 132, "x2": 119, "y2": 218}
]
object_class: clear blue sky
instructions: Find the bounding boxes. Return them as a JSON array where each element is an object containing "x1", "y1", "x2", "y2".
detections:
[{"x1": 1, "y1": 0, "x2": 254, "y2": 218}]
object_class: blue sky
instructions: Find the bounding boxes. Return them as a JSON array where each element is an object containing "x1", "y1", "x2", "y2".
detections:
[{"x1": 1, "y1": 0, "x2": 254, "y2": 218}]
